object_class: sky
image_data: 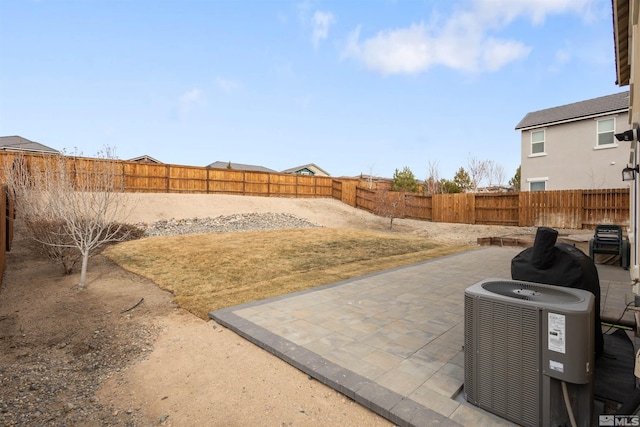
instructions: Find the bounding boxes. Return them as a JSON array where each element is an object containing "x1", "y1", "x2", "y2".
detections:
[{"x1": 0, "y1": 0, "x2": 623, "y2": 182}]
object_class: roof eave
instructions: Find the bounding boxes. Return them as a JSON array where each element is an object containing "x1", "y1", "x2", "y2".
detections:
[
  {"x1": 613, "y1": 0, "x2": 631, "y2": 86},
  {"x1": 515, "y1": 108, "x2": 629, "y2": 131},
  {"x1": 0, "y1": 147, "x2": 59, "y2": 154}
]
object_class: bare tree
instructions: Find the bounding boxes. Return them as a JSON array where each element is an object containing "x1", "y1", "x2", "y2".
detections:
[
  {"x1": 467, "y1": 155, "x2": 490, "y2": 191},
  {"x1": 585, "y1": 168, "x2": 606, "y2": 189},
  {"x1": 486, "y1": 161, "x2": 506, "y2": 187},
  {"x1": 4, "y1": 148, "x2": 132, "y2": 288},
  {"x1": 366, "y1": 163, "x2": 376, "y2": 189},
  {"x1": 424, "y1": 160, "x2": 441, "y2": 194},
  {"x1": 373, "y1": 190, "x2": 405, "y2": 229}
]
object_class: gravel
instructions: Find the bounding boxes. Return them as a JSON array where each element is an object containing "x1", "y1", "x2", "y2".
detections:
[
  {"x1": 0, "y1": 311, "x2": 158, "y2": 427},
  {"x1": 138, "y1": 212, "x2": 320, "y2": 237}
]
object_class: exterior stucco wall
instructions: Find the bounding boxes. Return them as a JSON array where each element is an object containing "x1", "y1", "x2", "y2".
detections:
[{"x1": 520, "y1": 112, "x2": 632, "y2": 191}]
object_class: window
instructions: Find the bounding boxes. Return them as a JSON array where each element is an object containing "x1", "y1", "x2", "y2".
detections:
[
  {"x1": 531, "y1": 130, "x2": 545, "y2": 154},
  {"x1": 597, "y1": 118, "x2": 615, "y2": 146},
  {"x1": 529, "y1": 181, "x2": 546, "y2": 191}
]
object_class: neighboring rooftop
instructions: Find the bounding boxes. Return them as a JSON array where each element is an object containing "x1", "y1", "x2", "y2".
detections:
[
  {"x1": 206, "y1": 161, "x2": 277, "y2": 173},
  {"x1": 281, "y1": 163, "x2": 331, "y2": 176},
  {"x1": 0, "y1": 136, "x2": 59, "y2": 154},
  {"x1": 515, "y1": 91, "x2": 630, "y2": 130},
  {"x1": 128, "y1": 155, "x2": 163, "y2": 164}
]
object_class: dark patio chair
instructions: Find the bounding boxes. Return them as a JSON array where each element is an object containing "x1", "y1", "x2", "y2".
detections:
[{"x1": 589, "y1": 224, "x2": 629, "y2": 269}]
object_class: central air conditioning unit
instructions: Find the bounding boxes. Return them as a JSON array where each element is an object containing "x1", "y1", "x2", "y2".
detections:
[{"x1": 465, "y1": 279, "x2": 595, "y2": 427}]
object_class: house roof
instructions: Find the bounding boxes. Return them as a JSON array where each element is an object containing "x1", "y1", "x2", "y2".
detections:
[
  {"x1": 281, "y1": 163, "x2": 331, "y2": 176},
  {"x1": 612, "y1": 0, "x2": 631, "y2": 86},
  {"x1": 515, "y1": 91, "x2": 630, "y2": 130},
  {"x1": 0, "y1": 136, "x2": 59, "y2": 154},
  {"x1": 206, "y1": 161, "x2": 277, "y2": 173},
  {"x1": 128, "y1": 154, "x2": 163, "y2": 164}
]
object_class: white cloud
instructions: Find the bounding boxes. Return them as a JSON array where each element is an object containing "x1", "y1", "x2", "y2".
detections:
[
  {"x1": 177, "y1": 88, "x2": 204, "y2": 118},
  {"x1": 481, "y1": 38, "x2": 532, "y2": 71},
  {"x1": 343, "y1": 24, "x2": 432, "y2": 74},
  {"x1": 341, "y1": 0, "x2": 593, "y2": 75},
  {"x1": 548, "y1": 48, "x2": 571, "y2": 72},
  {"x1": 343, "y1": 22, "x2": 530, "y2": 74},
  {"x1": 473, "y1": 0, "x2": 595, "y2": 26},
  {"x1": 215, "y1": 77, "x2": 241, "y2": 93},
  {"x1": 272, "y1": 61, "x2": 296, "y2": 80},
  {"x1": 312, "y1": 11, "x2": 335, "y2": 48},
  {"x1": 276, "y1": 11, "x2": 288, "y2": 25}
]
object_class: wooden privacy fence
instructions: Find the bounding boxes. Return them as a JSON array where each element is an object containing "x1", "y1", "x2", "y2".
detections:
[
  {"x1": 0, "y1": 151, "x2": 338, "y2": 200},
  {"x1": 123, "y1": 161, "x2": 335, "y2": 197},
  {"x1": 0, "y1": 151, "x2": 631, "y2": 230},
  {"x1": 356, "y1": 187, "x2": 630, "y2": 229}
]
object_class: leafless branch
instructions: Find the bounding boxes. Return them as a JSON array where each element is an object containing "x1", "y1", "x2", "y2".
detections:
[
  {"x1": 373, "y1": 190, "x2": 405, "y2": 229},
  {"x1": 3, "y1": 148, "x2": 132, "y2": 288}
]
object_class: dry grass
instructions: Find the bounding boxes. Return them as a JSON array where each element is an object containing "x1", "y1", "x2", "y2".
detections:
[{"x1": 103, "y1": 228, "x2": 474, "y2": 319}]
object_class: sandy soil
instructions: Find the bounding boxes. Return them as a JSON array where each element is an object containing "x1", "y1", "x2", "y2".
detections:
[
  {"x1": 0, "y1": 193, "x2": 563, "y2": 426},
  {"x1": 122, "y1": 193, "x2": 540, "y2": 245}
]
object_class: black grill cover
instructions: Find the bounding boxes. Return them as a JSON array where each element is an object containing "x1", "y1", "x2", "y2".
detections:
[{"x1": 511, "y1": 227, "x2": 604, "y2": 358}]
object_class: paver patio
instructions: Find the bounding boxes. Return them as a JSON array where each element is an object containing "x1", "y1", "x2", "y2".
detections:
[{"x1": 210, "y1": 246, "x2": 633, "y2": 427}]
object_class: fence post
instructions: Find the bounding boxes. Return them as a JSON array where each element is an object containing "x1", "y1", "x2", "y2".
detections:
[
  {"x1": 576, "y1": 189, "x2": 583, "y2": 229},
  {"x1": 469, "y1": 193, "x2": 476, "y2": 225},
  {"x1": 165, "y1": 164, "x2": 170, "y2": 193},
  {"x1": 0, "y1": 185, "x2": 6, "y2": 277},
  {"x1": 120, "y1": 160, "x2": 126, "y2": 192},
  {"x1": 432, "y1": 194, "x2": 440, "y2": 222},
  {"x1": 5, "y1": 185, "x2": 13, "y2": 252},
  {"x1": 518, "y1": 192, "x2": 527, "y2": 227}
]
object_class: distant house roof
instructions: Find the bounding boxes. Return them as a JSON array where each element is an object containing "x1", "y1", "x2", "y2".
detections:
[
  {"x1": 355, "y1": 174, "x2": 391, "y2": 182},
  {"x1": 128, "y1": 155, "x2": 163, "y2": 164},
  {"x1": 515, "y1": 91, "x2": 630, "y2": 130},
  {"x1": 0, "y1": 136, "x2": 59, "y2": 154},
  {"x1": 281, "y1": 163, "x2": 331, "y2": 176},
  {"x1": 206, "y1": 161, "x2": 277, "y2": 173}
]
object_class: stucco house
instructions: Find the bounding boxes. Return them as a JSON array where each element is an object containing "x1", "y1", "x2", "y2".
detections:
[
  {"x1": 0, "y1": 136, "x2": 59, "y2": 154},
  {"x1": 515, "y1": 92, "x2": 632, "y2": 191},
  {"x1": 281, "y1": 163, "x2": 330, "y2": 177}
]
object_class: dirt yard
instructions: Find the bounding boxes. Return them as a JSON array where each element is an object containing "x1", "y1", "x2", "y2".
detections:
[{"x1": 0, "y1": 194, "x2": 576, "y2": 426}]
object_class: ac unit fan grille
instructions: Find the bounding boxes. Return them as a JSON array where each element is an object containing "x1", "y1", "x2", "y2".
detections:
[
  {"x1": 482, "y1": 280, "x2": 581, "y2": 304},
  {"x1": 466, "y1": 297, "x2": 540, "y2": 427}
]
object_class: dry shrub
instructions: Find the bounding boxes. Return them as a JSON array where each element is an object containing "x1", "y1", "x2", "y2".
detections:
[
  {"x1": 22, "y1": 218, "x2": 144, "y2": 275},
  {"x1": 104, "y1": 223, "x2": 145, "y2": 242},
  {"x1": 26, "y1": 217, "x2": 80, "y2": 274}
]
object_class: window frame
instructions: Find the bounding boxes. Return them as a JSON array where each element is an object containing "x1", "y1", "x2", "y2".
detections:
[
  {"x1": 595, "y1": 117, "x2": 617, "y2": 149},
  {"x1": 527, "y1": 177, "x2": 548, "y2": 192},
  {"x1": 529, "y1": 129, "x2": 546, "y2": 157}
]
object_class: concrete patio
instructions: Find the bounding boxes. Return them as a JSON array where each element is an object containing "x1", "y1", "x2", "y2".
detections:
[{"x1": 210, "y1": 246, "x2": 634, "y2": 427}]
